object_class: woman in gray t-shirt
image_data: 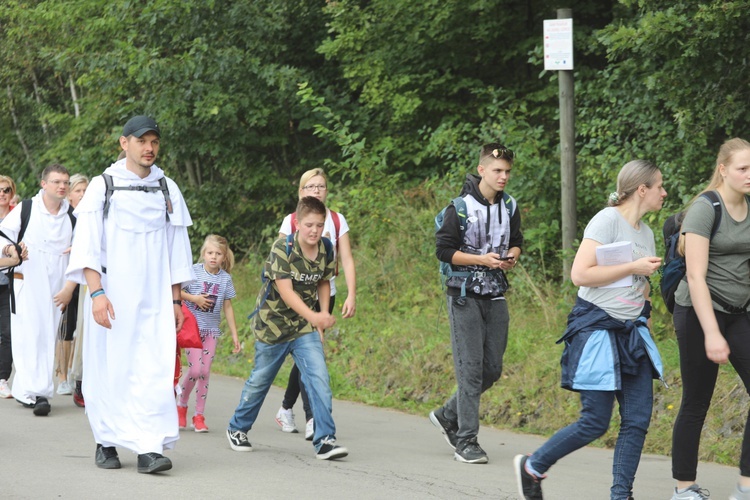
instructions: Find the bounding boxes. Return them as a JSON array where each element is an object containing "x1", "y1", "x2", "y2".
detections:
[
  {"x1": 515, "y1": 160, "x2": 666, "y2": 500},
  {"x1": 671, "y1": 138, "x2": 750, "y2": 499}
]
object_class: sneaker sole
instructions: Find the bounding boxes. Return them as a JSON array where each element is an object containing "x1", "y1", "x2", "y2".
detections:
[
  {"x1": 226, "y1": 431, "x2": 253, "y2": 452},
  {"x1": 33, "y1": 403, "x2": 51, "y2": 416},
  {"x1": 513, "y1": 454, "x2": 529, "y2": 500},
  {"x1": 192, "y1": 427, "x2": 209, "y2": 433},
  {"x1": 316, "y1": 447, "x2": 349, "y2": 460},
  {"x1": 429, "y1": 411, "x2": 456, "y2": 450},
  {"x1": 137, "y1": 460, "x2": 172, "y2": 474},
  {"x1": 454, "y1": 451, "x2": 488, "y2": 464}
]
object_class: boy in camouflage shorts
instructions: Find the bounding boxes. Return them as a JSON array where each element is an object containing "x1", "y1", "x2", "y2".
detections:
[{"x1": 226, "y1": 196, "x2": 348, "y2": 460}]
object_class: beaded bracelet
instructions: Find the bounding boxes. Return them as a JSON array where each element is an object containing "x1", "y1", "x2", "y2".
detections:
[{"x1": 90, "y1": 289, "x2": 105, "y2": 299}]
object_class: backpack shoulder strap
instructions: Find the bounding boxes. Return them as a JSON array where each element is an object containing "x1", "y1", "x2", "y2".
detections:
[
  {"x1": 502, "y1": 192, "x2": 517, "y2": 217},
  {"x1": 18, "y1": 199, "x2": 32, "y2": 242},
  {"x1": 285, "y1": 233, "x2": 295, "y2": 257},
  {"x1": 330, "y1": 210, "x2": 341, "y2": 241},
  {"x1": 701, "y1": 190, "x2": 722, "y2": 239},
  {"x1": 452, "y1": 196, "x2": 468, "y2": 239},
  {"x1": 102, "y1": 174, "x2": 115, "y2": 218},
  {"x1": 321, "y1": 236, "x2": 334, "y2": 264},
  {"x1": 159, "y1": 177, "x2": 173, "y2": 219}
]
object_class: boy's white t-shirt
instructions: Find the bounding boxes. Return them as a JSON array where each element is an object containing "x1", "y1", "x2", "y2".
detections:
[{"x1": 279, "y1": 209, "x2": 350, "y2": 296}]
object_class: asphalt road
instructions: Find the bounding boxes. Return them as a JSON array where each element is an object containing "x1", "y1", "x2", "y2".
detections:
[{"x1": 2, "y1": 372, "x2": 739, "y2": 499}]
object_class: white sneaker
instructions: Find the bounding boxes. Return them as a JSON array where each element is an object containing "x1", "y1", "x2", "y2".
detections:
[
  {"x1": 56, "y1": 380, "x2": 72, "y2": 395},
  {"x1": 275, "y1": 407, "x2": 298, "y2": 433},
  {"x1": 731, "y1": 484, "x2": 750, "y2": 500},
  {"x1": 0, "y1": 379, "x2": 11, "y2": 399},
  {"x1": 671, "y1": 484, "x2": 710, "y2": 499},
  {"x1": 305, "y1": 418, "x2": 314, "y2": 440}
]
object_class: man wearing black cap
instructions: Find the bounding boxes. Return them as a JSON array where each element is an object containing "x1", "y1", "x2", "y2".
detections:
[{"x1": 66, "y1": 115, "x2": 195, "y2": 474}]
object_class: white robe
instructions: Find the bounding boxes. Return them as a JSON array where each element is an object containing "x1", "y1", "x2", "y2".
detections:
[
  {"x1": 0, "y1": 190, "x2": 73, "y2": 404},
  {"x1": 66, "y1": 160, "x2": 194, "y2": 454}
]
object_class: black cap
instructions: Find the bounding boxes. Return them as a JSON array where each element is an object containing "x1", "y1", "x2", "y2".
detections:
[{"x1": 122, "y1": 115, "x2": 160, "y2": 138}]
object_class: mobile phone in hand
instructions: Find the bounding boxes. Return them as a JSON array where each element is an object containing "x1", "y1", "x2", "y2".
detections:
[{"x1": 498, "y1": 256, "x2": 514, "y2": 261}]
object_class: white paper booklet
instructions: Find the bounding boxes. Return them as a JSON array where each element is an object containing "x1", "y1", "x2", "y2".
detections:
[{"x1": 595, "y1": 241, "x2": 633, "y2": 288}]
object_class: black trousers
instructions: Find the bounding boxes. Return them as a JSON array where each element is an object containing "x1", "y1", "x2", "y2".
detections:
[
  {"x1": 672, "y1": 304, "x2": 750, "y2": 480},
  {"x1": 0, "y1": 284, "x2": 12, "y2": 380}
]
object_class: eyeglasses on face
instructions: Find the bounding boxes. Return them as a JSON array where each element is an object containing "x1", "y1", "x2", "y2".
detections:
[
  {"x1": 302, "y1": 184, "x2": 327, "y2": 192},
  {"x1": 46, "y1": 180, "x2": 71, "y2": 186},
  {"x1": 0, "y1": 187, "x2": 12, "y2": 194}
]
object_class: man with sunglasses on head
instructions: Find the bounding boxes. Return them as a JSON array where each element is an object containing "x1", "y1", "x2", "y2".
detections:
[
  {"x1": 0, "y1": 164, "x2": 74, "y2": 416},
  {"x1": 431, "y1": 142, "x2": 524, "y2": 464}
]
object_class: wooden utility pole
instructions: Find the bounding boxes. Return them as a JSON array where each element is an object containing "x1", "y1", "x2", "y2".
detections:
[{"x1": 557, "y1": 8, "x2": 576, "y2": 280}]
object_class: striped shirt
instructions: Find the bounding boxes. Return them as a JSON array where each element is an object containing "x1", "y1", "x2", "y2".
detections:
[{"x1": 182, "y1": 263, "x2": 236, "y2": 337}]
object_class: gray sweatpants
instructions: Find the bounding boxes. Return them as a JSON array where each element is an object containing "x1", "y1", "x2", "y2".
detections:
[{"x1": 441, "y1": 295, "x2": 509, "y2": 444}]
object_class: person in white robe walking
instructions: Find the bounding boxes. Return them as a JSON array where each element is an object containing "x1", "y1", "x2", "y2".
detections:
[
  {"x1": 0, "y1": 164, "x2": 75, "y2": 416},
  {"x1": 66, "y1": 115, "x2": 194, "y2": 474}
]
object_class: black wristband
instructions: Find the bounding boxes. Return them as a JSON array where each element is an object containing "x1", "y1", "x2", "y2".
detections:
[{"x1": 173, "y1": 300, "x2": 182, "y2": 305}]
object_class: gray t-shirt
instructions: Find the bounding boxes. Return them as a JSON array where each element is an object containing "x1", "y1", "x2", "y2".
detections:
[
  {"x1": 577, "y1": 207, "x2": 656, "y2": 321},
  {"x1": 674, "y1": 195, "x2": 750, "y2": 312}
]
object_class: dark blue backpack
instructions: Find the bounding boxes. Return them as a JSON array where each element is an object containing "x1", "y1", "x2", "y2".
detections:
[
  {"x1": 247, "y1": 234, "x2": 334, "y2": 319},
  {"x1": 660, "y1": 191, "x2": 721, "y2": 313}
]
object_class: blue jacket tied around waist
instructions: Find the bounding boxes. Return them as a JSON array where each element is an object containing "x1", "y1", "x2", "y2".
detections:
[{"x1": 557, "y1": 297, "x2": 665, "y2": 392}]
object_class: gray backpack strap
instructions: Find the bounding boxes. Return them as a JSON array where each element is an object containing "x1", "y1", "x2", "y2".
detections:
[
  {"x1": 102, "y1": 174, "x2": 115, "y2": 218},
  {"x1": 102, "y1": 173, "x2": 172, "y2": 220}
]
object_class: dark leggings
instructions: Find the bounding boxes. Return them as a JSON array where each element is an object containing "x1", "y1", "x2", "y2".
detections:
[
  {"x1": 672, "y1": 304, "x2": 750, "y2": 480},
  {"x1": 0, "y1": 284, "x2": 11, "y2": 380},
  {"x1": 281, "y1": 296, "x2": 335, "y2": 421}
]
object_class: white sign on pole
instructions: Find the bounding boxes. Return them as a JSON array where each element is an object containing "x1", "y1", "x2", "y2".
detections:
[{"x1": 543, "y1": 18, "x2": 574, "y2": 70}]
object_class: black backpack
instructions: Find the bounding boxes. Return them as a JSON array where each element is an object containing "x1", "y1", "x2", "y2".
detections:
[{"x1": 660, "y1": 191, "x2": 750, "y2": 314}]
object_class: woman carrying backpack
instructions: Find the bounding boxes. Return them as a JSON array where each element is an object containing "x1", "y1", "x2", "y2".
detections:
[
  {"x1": 670, "y1": 138, "x2": 750, "y2": 500},
  {"x1": 514, "y1": 160, "x2": 666, "y2": 500},
  {"x1": 273, "y1": 168, "x2": 356, "y2": 439}
]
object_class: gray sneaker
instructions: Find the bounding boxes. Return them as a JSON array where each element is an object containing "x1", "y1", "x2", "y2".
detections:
[
  {"x1": 671, "y1": 484, "x2": 710, "y2": 499},
  {"x1": 730, "y1": 484, "x2": 750, "y2": 500},
  {"x1": 429, "y1": 408, "x2": 458, "y2": 450},
  {"x1": 454, "y1": 438, "x2": 488, "y2": 464}
]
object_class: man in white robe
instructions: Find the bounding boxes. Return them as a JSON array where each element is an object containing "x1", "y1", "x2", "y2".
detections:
[
  {"x1": 0, "y1": 164, "x2": 75, "y2": 416},
  {"x1": 66, "y1": 115, "x2": 194, "y2": 474}
]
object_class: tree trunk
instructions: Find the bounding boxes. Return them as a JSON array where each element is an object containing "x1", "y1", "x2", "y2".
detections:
[
  {"x1": 6, "y1": 85, "x2": 37, "y2": 176},
  {"x1": 69, "y1": 74, "x2": 80, "y2": 118},
  {"x1": 29, "y1": 68, "x2": 50, "y2": 145}
]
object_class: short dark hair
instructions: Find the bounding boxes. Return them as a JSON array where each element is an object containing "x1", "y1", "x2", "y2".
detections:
[
  {"x1": 296, "y1": 196, "x2": 326, "y2": 220},
  {"x1": 41, "y1": 163, "x2": 69, "y2": 181}
]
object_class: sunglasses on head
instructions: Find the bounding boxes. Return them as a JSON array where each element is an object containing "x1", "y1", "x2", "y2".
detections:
[
  {"x1": 486, "y1": 146, "x2": 515, "y2": 161},
  {"x1": 0, "y1": 187, "x2": 12, "y2": 194}
]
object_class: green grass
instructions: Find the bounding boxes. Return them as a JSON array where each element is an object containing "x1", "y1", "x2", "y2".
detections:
[{"x1": 207, "y1": 197, "x2": 749, "y2": 467}]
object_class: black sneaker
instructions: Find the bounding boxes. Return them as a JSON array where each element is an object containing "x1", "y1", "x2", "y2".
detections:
[
  {"x1": 454, "y1": 438, "x2": 488, "y2": 464},
  {"x1": 137, "y1": 453, "x2": 172, "y2": 474},
  {"x1": 514, "y1": 454, "x2": 544, "y2": 499},
  {"x1": 33, "y1": 397, "x2": 51, "y2": 416},
  {"x1": 429, "y1": 408, "x2": 458, "y2": 450},
  {"x1": 316, "y1": 439, "x2": 349, "y2": 460},
  {"x1": 226, "y1": 429, "x2": 253, "y2": 452},
  {"x1": 95, "y1": 444, "x2": 121, "y2": 469}
]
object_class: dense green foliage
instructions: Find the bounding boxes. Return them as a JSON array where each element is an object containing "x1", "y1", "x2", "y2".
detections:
[{"x1": 3, "y1": 0, "x2": 750, "y2": 462}]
